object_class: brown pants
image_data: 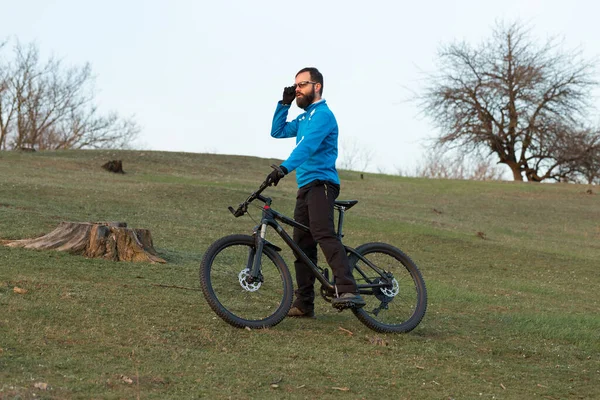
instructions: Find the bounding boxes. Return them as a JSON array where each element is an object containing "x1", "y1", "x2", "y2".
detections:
[{"x1": 292, "y1": 180, "x2": 358, "y2": 311}]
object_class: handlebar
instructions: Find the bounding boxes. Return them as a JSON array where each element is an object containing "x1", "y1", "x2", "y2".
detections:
[{"x1": 228, "y1": 180, "x2": 272, "y2": 218}]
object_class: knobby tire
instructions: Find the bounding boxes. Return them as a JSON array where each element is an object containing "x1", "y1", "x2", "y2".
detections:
[
  {"x1": 349, "y1": 242, "x2": 427, "y2": 333},
  {"x1": 200, "y1": 234, "x2": 293, "y2": 329}
]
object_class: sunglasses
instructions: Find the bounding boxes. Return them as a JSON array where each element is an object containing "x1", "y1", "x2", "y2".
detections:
[{"x1": 294, "y1": 81, "x2": 318, "y2": 89}]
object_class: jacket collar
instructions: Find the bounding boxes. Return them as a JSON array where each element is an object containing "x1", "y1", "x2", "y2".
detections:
[{"x1": 304, "y1": 99, "x2": 326, "y2": 113}]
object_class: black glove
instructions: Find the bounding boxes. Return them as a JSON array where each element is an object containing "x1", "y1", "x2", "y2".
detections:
[
  {"x1": 266, "y1": 164, "x2": 288, "y2": 187},
  {"x1": 281, "y1": 86, "x2": 296, "y2": 105}
]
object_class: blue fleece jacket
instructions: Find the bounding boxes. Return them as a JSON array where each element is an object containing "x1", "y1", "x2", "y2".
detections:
[{"x1": 271, "y1": 99, "x2": 340, "y2": 188}]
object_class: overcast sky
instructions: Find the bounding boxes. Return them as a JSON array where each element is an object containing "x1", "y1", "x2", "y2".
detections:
[{"x1": 3, "y1": 0, "x2": 600, "y2": 174}]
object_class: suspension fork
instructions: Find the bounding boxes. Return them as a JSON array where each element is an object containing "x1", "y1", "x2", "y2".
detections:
[{"x1": 249, "y1": 221, "x2": 268, "y2": 281}]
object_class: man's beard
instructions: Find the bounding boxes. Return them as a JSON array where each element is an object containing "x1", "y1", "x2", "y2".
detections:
[{"x1": 295, "y1": 88, "x2": 315, "y2": 110}]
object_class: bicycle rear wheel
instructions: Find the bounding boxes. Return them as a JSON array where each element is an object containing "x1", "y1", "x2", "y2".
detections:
[
  {"x1": 349, "y1": 242, "x2": 427, "y2": 333},
  {"x1": 200, "y1": 234, "x2": 293, "y2": 329}
]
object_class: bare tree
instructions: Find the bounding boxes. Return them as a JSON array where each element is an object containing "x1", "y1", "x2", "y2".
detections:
[
  {"x1": 0, "y1": 39, "x2": 13, "y2": 149},
  {"x1": 420, "y1": 21, "x2": 600, "y2": 182},
  {"x1": 554, "y1": 127, "x2": 600, "y2": 184},
  {"x1": 338, "y1": 137, "x2": 374, "y2": 172},
  {"x1": 415, "y1": 148, "x2": 505, "y2": 181},
  {"x1": 0, "y1": 39, "x2": 139, "y2": 151}
]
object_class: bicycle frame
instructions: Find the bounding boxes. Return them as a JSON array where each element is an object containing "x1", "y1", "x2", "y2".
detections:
[
  {"x1": 202, "y1": 181, "x2": 428, "y2": 333},
  {"x1": 247, "y1": 193, "x2": 393, "y2": 294}
]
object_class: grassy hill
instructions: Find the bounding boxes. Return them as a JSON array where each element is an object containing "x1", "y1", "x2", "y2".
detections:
[{"x1": 1, "y1": 150, "x2": 598, "y2": 399}]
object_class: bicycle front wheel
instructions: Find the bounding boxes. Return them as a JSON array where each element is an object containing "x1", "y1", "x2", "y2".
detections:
[
  {"x1": 200, "y1": 234, "x2": 293, "y2": 329},
  {"x1": 349, "y1": 242, "x2": 427, "y2": 333}
]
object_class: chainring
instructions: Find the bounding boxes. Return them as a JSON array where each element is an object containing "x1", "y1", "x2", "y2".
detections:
[{"x1": 320, "y1": 285, "x2": 335, "y2": 302}]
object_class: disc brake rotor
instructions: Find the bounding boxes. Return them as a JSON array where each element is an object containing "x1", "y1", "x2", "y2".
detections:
[
  {"x1": 238, "y1": 268, "x2": 261, "y2": 292},
  {"x1": 381, "y1": 278, "x2": 399, "y2": 297},
  {"x1": 373, "y1": 277, "x2": 398, "y2": 302}
]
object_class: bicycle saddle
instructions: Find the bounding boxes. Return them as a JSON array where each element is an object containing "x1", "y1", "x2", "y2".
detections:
[{"x1": 334, "y1": 200, "x2": 358, "y2": 210}]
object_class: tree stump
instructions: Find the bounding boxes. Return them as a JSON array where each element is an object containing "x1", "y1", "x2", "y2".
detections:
[
  {"x1": 102, "y1": 160, "x2": 124, "y2": 173},
  {"x1": 5, "y1": 222, "x2": 166, "y2": 264}
]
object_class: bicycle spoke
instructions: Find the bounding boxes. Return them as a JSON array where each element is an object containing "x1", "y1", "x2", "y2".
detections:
[
  {"x1": 200, "y1": 235, "x2": 293, "y2": 328},
  {"x1": 350, "y1": 243, "x2": 427, "y2": 333}
]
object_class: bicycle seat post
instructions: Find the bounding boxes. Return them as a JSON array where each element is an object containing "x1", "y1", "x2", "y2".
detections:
[{"x1": 336, "y1": 206, "x2": 346, "y2": 240}]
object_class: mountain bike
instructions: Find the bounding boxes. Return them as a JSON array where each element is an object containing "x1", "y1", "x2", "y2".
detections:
[{"x1": 199, "y1": 180, "x2": 427, "y2": 333}]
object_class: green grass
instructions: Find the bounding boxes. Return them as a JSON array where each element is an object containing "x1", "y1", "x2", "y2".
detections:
[{"x1": 1, "y1": 149, "x2": 599, "y2": 399}]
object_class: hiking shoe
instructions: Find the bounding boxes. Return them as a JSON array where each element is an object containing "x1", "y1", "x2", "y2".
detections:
[
  {"x1": 332, "y1": 293, "x2": 366, "y2": 310},
  {"x1": 287, "y1": 306, "x2": 315, "y2": 318}
]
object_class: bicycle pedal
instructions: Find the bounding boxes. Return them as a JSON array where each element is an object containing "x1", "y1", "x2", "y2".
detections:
[{"x1": 333, "y1": 302, "x2": 352, "y2": 311}]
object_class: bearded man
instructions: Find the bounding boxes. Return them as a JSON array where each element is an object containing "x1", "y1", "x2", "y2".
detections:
[{"x1": 265, "y1": 67, "x2": 366, "y2": 318}]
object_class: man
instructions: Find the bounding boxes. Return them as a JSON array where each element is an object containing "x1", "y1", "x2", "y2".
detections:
[{"x1": 265, "y1": 67, "x2": 366, "y2": 318}]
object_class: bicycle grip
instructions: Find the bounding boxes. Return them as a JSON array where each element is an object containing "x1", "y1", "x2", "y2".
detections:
[{"x1": 229, "y1": 205, "x2": 246, "y2": 217}]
